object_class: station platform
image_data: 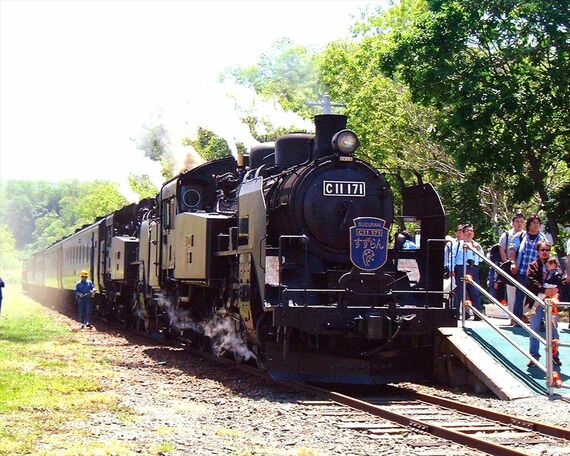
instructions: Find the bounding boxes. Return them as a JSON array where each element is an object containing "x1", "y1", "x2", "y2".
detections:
[{"x1": 438, "y1": 316, "x2": 570, "y2": 400}]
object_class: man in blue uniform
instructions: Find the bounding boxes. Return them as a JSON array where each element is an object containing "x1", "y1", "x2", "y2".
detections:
[
  {"x1": 75, "y1": 270, "x2": 94, "y2": 329},
  {"x1": 453, "y1": 225, "x2": 484, "y2": 319}
]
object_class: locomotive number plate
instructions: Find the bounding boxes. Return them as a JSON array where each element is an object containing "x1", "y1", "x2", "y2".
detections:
[{"x1": 323, "y1": 181, "x2": 366, "y2": 197}]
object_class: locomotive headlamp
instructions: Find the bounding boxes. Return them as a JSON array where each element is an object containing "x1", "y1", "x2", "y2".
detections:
[{"x1": 332, "y1": 129, "x2": 359, "y2": 154}]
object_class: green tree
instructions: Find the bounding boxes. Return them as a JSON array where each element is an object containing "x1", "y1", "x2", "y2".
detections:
[
  {"x1": 380, "y1": 0, "x2": 570, "y2": 241},
  {"x1": 0, "y1": 224, "x2": 22, "y2": 284},
  {"x1": 59, "y1": 181, "x2": 128, "y2": 229},
  {"x1": 225, "y1": 38, "x2": 323, "y2": 118},
  {"x1": 239, "y1": 114, "x2": 303, "y2": 143},
  {"x1": 186, "y1": 127, "x2": 232, "y2": 161},
  {"x1": 1, "y1": 180, "x2": 130, "y2": 253},
  {"x1": 30, "y1": 212, "x2": 68, "y2": 251},
  {"x1": 317, "y1": 3, "x2": 481, "y2": 233},
  {"x1": 128, "y1": 174, "x2": 158, "y2": 199},
  {"x1": 0, "y1": 181, "x2": 66, "y2": 249}
]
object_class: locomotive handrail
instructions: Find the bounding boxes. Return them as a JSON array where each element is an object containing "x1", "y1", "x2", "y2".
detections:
[
  {"x1": 259, "y1": 236, "x2": 266, "y2": 272},
  {"x1": 425, "y1": 238, "x2": 454, "y2": 310},
  {"x1": 392, "y1": 290, "x2": 449, "y2": 295}
]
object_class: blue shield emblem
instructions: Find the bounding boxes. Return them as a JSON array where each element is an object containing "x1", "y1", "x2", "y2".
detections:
[{"x1": 350, "y1": 217, "x2": 388, "y2": 271}]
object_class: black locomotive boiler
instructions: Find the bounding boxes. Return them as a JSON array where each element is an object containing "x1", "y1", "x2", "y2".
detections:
[{"x1": 23, "y1": 114, "x2": 454, "y2": 384}]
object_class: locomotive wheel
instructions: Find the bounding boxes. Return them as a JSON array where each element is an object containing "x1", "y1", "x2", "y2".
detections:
[
  {"x1": 252, "y1": 345, "x2": 266, "y2": 370},
  {"x1": 233, "y1": 350, "x2": 245, "y2": 363},
  {"x1": 197, "y1": 335, "x2": 210, "y2": 352},
  {"x1": 210, "y1": 334, "x2": 226, "y2": 358}
]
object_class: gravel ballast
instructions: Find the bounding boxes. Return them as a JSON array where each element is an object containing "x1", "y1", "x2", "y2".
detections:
[{"x1": 36, "y1": 308, "x2": 570, "y2": 455}]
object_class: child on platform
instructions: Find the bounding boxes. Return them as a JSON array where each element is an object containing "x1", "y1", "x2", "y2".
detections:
[{"x1": 526, "y1": 257, "x2": 565, "y2": 317}]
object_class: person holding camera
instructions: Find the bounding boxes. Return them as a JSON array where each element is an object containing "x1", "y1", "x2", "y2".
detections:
[{"x1": 453, "y1": 225, "x2": 484, "y2": 319}]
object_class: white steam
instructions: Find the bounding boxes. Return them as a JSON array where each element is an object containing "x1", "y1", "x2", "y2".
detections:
[
  {"x1": 202, "y1": 316, "x2": 255, "y2": 361},
  {"x1": 130, "y1": 81, "x2": 310, "y2": 180},
  {"x1": 118, "y1": 177, "x2": 141, "y2": 203},
  {"x1": 155, "y1": 291, "x2": 255, "y2": 361}
]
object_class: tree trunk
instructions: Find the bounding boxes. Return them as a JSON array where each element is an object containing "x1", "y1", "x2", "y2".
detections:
[{"x1": 527, "y1": 151, "x2": 559, "y2": 244}]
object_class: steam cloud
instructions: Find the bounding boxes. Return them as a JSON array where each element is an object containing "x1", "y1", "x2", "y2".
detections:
[{"x1": 155, "y1": 292, "x2": 256, "y2": 361}]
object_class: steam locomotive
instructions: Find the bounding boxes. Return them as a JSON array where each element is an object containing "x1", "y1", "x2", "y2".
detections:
[{"x1": 23, "y1": 114, "x2": 454, "y2": 384}]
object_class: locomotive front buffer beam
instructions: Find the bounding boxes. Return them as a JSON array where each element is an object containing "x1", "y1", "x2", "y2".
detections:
[{"x1": 272, "y1": 306, "x2": 451, "y2": 340}]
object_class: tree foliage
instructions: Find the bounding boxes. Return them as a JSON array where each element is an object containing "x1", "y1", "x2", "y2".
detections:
[
  {"x1": 320, "y1": 39, "x2": 445, "y2": 180},
  {"x1": 226, "y1": 38, "x2": 324, "y2": 118},
  {"x1": 128, "y1": 174, "x2": 159, "y2": 200},
  {"x1": 380, "y1": 0, "x2": 570, "y2": 240},
  {"x1": 0, "y1": 180, "x2": 128, "y2": 252},
  {"x1": 0, "y1": 224, "x2": 23, "y2": 284},
  {"x1": 239, "y1": 114, "x2": 303, "y2": 143},
  {"x1": 185, "y1": 127, "x2": 232, "y2": 161}
]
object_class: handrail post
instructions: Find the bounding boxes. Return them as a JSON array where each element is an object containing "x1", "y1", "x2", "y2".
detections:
[
  {"x1": 465, "y1": 301, "x2": 547, "y2": 372},
  {"x1": 545, "y1": 298, "x2": 553, "y2": 397},
  {"x1": 427, "y1": 238, "x2": 454, "y2": 310},
  {"x1": 461, "y1": 244, "x2": 467, "y2": 328}
]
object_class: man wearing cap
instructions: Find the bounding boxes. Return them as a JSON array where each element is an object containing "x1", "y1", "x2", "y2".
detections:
[{"x1": 75, "y1": 270, "x2": 95, "y2": 329}]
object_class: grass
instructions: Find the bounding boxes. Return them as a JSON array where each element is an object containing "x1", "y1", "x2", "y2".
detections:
[
  {"x1": 0, "y1": 287, "x2": 122, "y2": 455},
  {"x1": 0, "y1": 289, "x2": 325, "y2": 455}
]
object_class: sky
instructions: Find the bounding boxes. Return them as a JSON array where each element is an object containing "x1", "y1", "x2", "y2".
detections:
[{"x1": 0, "y1": 0, "x2": 386, "y2": 192}]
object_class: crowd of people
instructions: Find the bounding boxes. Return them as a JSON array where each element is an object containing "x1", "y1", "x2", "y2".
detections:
[{"x1": 445, "y1": 214, "x2": 569, "y2": 367}]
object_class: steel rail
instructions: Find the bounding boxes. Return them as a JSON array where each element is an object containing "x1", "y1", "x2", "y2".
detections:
[
  {"x1": 43, "y1": 297, "x2": 567, "y2": 454},
  {"x1": 182, "y1": 338, "x2": 570, "y2": 455},
  {"x1": 294, "y1": 383, "x2": 533, "y2": 456},
  {"x1": 387, "y1": 385, "x2": 570, "y2": 440}
]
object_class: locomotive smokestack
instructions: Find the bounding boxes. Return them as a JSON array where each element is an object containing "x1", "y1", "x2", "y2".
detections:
[{"x1": 314, "y1": 114, "x2": 347, "y2": 159}]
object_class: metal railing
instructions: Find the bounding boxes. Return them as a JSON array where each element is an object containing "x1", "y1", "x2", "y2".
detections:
[{"x1": 461, "y1": 243, "x2": 569, "y2": 397}]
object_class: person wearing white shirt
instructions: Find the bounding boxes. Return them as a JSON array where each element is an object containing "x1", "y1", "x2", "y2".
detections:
[
  {"x1": 445, "y1": 224, "x2": 464, "y2": 312},
  {"x1": 497, "y1": 213, "x2": 525, "y2": 316},
  {"x1": 453, "y1": 225, "x2": 484, "y2": 319}
]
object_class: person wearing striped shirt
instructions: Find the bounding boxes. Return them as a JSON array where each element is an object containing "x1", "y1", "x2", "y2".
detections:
[{"x1": 508, "y1": 215, "x2": 547, "y2": 320}]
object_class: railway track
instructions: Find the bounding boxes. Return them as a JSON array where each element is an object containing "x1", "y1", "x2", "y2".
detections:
[
  {"x1": 182, "y1": 342, "x2": 570, "y2": 455},
  {"x1": 295, "y1": 383, "x2": 570, "y2": 456},
  {"x1": 171, "y1": 330, "x2": 570, "y2": 455},
  {"x1": 42, "y1": 302, "x2": 570, "y2": 456}
]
